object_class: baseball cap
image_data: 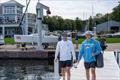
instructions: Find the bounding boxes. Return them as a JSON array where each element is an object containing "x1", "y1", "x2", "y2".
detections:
[{"x1": 83, "y1": 31, "x2": 93, "y2": 36}]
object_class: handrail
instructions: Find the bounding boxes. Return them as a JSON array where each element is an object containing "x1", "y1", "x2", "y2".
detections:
[{"x1": 114, "y1": 50, "x2": 120, "y2": 68}]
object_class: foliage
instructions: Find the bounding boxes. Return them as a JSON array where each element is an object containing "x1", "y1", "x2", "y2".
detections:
[
  {"x1": 72, "y1": 38, "x2": 120, "y2": 44},
  {"x1": 43, "y1": 16, "x2": 84, "y2": 31},
  {"x1": 4, "y1": 38, "x2": 15, "y2": 44},
  {"x1": 111, "y1": 2, "x2": 120, "y2": 21},
  {"x1": 43, "y1": 2, "x2": 120, "y2": 32}
]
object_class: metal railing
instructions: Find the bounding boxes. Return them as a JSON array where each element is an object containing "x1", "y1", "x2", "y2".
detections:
[
  {"x1": 114, "y1": 50, "x2": 120, "y2": 68},
  {"x1": 0, "y1": 19, "x2": 20, "y2": 24}
]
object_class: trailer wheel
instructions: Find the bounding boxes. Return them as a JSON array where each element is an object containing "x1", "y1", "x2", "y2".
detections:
[{"x1": 42, "y1": 43, "x2": 48, "y2": 49}]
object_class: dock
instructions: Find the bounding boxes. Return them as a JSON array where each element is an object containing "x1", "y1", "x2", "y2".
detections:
[
  {"x1": 0, "y1": 46, "x2": 120, "y2": 79},
  {"x1": 69, "y1": 51, "x2": 120, "y2": 80}
]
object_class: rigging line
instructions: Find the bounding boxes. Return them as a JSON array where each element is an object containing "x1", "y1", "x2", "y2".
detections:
[{"x1": 19, "y1": 0, "x2": 31, "y2": 34}]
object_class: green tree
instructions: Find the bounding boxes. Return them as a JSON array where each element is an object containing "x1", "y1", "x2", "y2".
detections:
[
  {"x1": 75, "y1": 17, "x2": 82, "y2": 31},
  {"x1": 111, "y1": 2, "x2": 120, "y2": 21},
  {"x1": 88, "y1": 16, "x2": 94, "y2": 31},
  {"x1": 57, "y1": 16, "x2": 64, "y2": 30},
  {"x1": 43, "y1": 16, "x2": 53, "y2": 31}
]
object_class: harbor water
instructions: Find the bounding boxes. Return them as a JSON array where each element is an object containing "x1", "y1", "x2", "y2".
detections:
[{"x1": 0, "y1": 59, "x2": 54, "y2": 80}]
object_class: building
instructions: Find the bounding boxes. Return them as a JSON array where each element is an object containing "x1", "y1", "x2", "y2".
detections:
[
  {"x1": 27, "y1": 13, "x2": 36, "y2": 34},
  {"x1": 96, "y1": 20, "x2": 120, "y2": 33},
  {"x1": 0, "y1": 0, "x2": 48, "y2": 37},
  {"x1": 24, "y1": 13, "x2": 48, "y2": 34},
  {"x1": 0, "y1": 0, "x2": 24, "y2": 37}
]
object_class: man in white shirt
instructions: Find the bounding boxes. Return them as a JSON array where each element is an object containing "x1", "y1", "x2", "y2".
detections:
[{"x1": 54, "y1": 32, "x2": 76, "y2": 80}]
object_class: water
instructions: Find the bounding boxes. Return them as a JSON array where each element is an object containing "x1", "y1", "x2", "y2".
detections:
[{"x1": 0, "y1": 59, "x2": 54, "y2": 80}]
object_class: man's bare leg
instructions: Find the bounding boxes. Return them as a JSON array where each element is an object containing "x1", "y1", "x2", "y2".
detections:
[
  {"x1": 66, "y1": 67, "x2": 71, "y2": 80},
  {"x1": 85, "y1": 69, "x2": 90, "y2": 80},
  {"x1": 91, "y1": 68, "x2": 96, "y2": 80},
  {"x1": 61, "y1": 68, "x2": 66, "y2": 80}
]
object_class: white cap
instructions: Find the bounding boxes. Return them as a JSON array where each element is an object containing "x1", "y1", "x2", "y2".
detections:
[{"x1": 83, "y1": 31, "x2": 93, "y2": 36}]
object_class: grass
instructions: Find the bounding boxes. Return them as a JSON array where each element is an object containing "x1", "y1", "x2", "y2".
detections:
[
  {"x1": 4, "y1": 38, "x2": 32, "y2": 44},
  {"x1": 73, "y1": 38, "x2": 120, "y2": 44},
  {"x1": 106, "y1": 38, "x2": 120, "y2": 43},
  {"x1": 4, "y1": 38, "x2": 15, "y2": 44},
  {"x1": 72, "y1": 38, "x2": 85, "y2": 44},
  {"x1": 4, "y1": 37, "x2": 120, "y2": 44}
]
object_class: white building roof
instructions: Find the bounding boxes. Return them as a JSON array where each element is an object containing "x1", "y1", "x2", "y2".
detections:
[{"x1": 2, "y1": 0, "x2": 24, "y2": 7}]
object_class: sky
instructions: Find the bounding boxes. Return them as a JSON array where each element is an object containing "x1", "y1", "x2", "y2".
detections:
[{"x1": 0, "y1": 0, "x2": 119, "y2": 20}]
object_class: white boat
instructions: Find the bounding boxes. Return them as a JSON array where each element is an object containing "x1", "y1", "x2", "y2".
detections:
[{"x1": 14, "y1": 30, "x2": 58, "y2": 49}]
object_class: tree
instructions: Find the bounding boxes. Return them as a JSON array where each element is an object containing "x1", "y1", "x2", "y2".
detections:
[
  {"x1": 94, "y1": 13, "x2": 112, "y2": 25},
  {"x1": 95, "y1": 13, "x2": 103, "y2": 18},
  {"x1": 57, "y1": 16, "x2": 64, "y2": 30},
  {"x1": 43, "y1": 16, "x2": 53, "y2": 31},
  {"x1": 75, "y1": 17, "x2": 82, "y2": 31},
  {"x1": 88, "y1": 16, "x2": 94, "y2": 31},
  {"x1": 111, "y1": 2, "x2": 120, "y2": 21}
]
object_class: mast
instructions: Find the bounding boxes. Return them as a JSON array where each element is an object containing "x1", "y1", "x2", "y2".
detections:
[{"x1": 25, "y1": 0, "x2": 28, "y2": 35}]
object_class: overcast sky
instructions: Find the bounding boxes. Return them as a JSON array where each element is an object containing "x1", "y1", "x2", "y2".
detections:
[{"x1": 0, "y1": 0, "x2": 119, "y2": 19}]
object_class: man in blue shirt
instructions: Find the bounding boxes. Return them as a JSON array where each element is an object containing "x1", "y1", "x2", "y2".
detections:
[{"x1": 77, "y1": 31, "x2": 101, "y2": 80}]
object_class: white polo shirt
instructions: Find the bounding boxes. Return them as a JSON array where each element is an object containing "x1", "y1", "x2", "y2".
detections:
[{"x1": 55, "y1": 40, "x2": 76, "y2": 61}]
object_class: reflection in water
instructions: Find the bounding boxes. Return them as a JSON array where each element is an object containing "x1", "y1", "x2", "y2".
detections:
[{"x1": 0, "y1": 60, "x2": 54, "y2": 80}]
